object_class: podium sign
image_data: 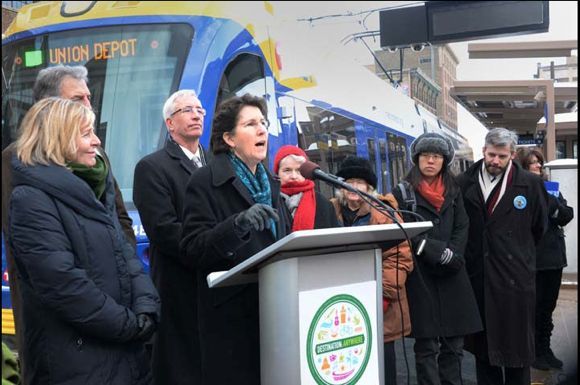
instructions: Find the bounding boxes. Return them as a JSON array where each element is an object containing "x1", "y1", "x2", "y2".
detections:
[
  {"x1": 300, "y1": 281, "x2": 378, "y2": 385},
  {"x1": 208, "y1": 222, "x2": 432, "y2": 385}
]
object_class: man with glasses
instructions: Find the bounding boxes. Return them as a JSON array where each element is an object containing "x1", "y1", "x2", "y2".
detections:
[
  {"x1": 457, "y1": 128, "x2": 548, "y2": 385},
  {"x1": 1, "y1": 65, "x2": 135, "y2": 372},
  {"x1": 133, "y1": 89, "x2": 209, "y2": 385}
]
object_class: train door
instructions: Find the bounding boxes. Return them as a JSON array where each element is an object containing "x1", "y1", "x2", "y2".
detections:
[
  {"x1": 387, "y1": 132, "x2": 410, "y2": 189},
  {"x1": 365, "y1": 123, "x2": 393, "y2": 193},
  {"x1": 367, "y1": 137, "x2": 378, "y2": 191},
  {"x1": 279, "y1": 96, "x2": 357, "y2": 199},
  {"x1": 379, "y1": 139, "x2": 389, "y2": 192}
]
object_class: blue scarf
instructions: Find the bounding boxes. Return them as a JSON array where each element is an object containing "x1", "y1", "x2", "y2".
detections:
[{"x1": 228, "y1": 153, "x2": 277, "y2": 238}]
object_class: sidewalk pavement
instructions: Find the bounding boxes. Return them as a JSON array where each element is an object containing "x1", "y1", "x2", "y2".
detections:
[{"x1": 393, "y1": 286, "x2": 578, "y2": 385}]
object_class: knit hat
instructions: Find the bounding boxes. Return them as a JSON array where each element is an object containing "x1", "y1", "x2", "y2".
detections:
[
  {"x1": 273, "y1": 145, "x2": 308, "y2": 174},
  {"x1": 410, "y1": 132, "x2": 455, "y2": 166},
  {"x1": 336, "y1": 156, "x2": 377, "y2": 188}
]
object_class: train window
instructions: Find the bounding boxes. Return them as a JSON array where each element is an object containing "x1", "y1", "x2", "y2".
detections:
[
  {"x1": 216, "y1": 54, "x2": 265, "y2": 105},
  {"x1": 291, "y1": 98, "x2": 356, "y2": 199},
  {"x1": 1, "y1": 24, "x2": 194, "y2": 207},
  {"x1": 386, "y1": 133, "x2": 409, "y2": 188}
]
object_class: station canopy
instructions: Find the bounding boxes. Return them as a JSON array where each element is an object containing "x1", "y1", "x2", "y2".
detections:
[{"x1": 450, "y1": 80, "x2": 577, "y2": 137}]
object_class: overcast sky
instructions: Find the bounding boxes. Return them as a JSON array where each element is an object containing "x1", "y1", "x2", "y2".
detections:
[{"x1": 272, "y1": 1, "x2": 578, "y2": 155}]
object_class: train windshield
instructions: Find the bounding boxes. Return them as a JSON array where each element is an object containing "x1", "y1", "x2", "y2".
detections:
[{"x1": 2, "y1": 23, "x2": 193, "y2": 207}]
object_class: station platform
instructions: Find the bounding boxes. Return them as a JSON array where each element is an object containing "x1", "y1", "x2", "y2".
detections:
[{"x1": 393, "y1": 285, "x2": 578, "y2": 385}]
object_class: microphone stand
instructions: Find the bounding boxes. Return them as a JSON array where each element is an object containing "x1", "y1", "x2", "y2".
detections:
[{"x1": 337, "y1": 180, "x2": 426, "y2": 223}]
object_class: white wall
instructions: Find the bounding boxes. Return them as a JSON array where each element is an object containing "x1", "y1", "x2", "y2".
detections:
[{"x1": 545, "y1": 159, "x2": 578, "y2": 274}]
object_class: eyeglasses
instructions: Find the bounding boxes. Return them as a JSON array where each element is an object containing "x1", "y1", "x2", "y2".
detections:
[
  {"x1": 239, "y1": 119, "x2": 270, "y2": 129},
  {"x1": 171, "y1": 106, "x2": 206, "y2": 117},
  {"x1": 419, "y1": 153, "x2": 444, "y2": 161}
]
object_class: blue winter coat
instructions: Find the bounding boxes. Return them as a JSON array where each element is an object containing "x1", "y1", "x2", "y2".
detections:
[{"x1": 9, "y1": 155, "x2": 160, "y2": 385}]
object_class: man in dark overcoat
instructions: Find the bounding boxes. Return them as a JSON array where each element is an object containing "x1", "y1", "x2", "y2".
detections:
[
  {"x1": 1, "y1": 66, "x2": 135, "y2": 368},
  {"x1": 457, "y1": 128, "x2": 548, "y2": 385},
  {"x1": 133, "y1": 90, "x2": 209, "y2": 385}
]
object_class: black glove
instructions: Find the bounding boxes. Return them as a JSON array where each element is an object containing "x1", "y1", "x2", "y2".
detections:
[
  {"x1": 134, "y1": 313, "x2": 156, "y2": 342},
  {"x1": 234, "y1": 203, "x2": 279, "y2": 233}
]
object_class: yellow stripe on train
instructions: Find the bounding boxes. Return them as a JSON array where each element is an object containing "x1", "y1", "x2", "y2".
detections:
[{"x1": 2, "y1": 308, "x2": 16, "y2": 335}]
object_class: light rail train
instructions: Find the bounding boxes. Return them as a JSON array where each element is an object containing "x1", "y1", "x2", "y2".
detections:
[{"x1": 1, "y1": 1, "x2": 473, "y2": 340}]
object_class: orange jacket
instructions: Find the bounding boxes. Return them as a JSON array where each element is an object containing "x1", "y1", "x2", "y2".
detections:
[{"x1": 369, "y1": 194, "x2": 413, "y2": 343}]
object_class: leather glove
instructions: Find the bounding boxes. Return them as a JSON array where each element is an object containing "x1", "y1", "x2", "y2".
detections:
[
  {"x1": 134, "y1": 313, "x2": 156, "y2": 342},
  {"x1": 234, "y1": 203, "x2": 279, "y2": 233},
  {"x1": 439, "y1": 248, "x2": 454, "y2": 265}
]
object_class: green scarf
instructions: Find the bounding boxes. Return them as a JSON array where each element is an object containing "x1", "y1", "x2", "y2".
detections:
[{"x1": 67, "y1": 155, "x2": 108, "y2": 200}]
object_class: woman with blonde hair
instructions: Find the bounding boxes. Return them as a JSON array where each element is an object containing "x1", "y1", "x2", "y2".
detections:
[
  {"x1": 330, "y1": 155, "x2": 413, "y2": 385},
  {"x1": 9, "y1": 97, "x2": 160, "y2": 385}
]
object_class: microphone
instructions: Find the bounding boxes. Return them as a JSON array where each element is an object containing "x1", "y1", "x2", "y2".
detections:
[
  {"x1": 299, "y1": 161, "x2": 356, "y2": 192},
  {"x1": 299, "y1": 160, "x2": 400, "y2": 223}
]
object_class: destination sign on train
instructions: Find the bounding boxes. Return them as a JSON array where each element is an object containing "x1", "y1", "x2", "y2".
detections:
[{"x1": 23, "y1": 38, "x2": 139, "y2": 67}]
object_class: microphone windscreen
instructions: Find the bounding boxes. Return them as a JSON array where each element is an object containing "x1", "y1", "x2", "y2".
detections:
[{"x1": 299, "y1": 161, "x2": 320, "y2": 180}]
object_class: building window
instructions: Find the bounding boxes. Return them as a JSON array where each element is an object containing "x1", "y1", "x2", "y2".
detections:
[
  {"x1": 573, "y1": 140, "x2": 577, "y2": 159},
  {"x1": 556, "y1": 141, "x2": 567, "y2": 159}
]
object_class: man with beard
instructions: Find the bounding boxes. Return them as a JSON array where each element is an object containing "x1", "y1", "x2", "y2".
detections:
[{"x1": 456, "y1": 128, "x2": 548, "y2": 385}]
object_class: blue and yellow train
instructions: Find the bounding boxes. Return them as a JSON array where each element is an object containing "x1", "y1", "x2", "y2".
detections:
[{"x1": 1, "y1": 1, "x2": 473, "y2": 339}]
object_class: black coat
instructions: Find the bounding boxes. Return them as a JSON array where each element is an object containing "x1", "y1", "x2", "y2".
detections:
[
  {"x1": 180, "y1": 153, "x2": 290, "y2": 385},
  {"x1": 393, "y1": 182, "x2": 482, "y2": 338},
  {"x1": 133, "y1": 139, "x2": 209, "y2": 384},
  {"x1": 9, "y1": 155, "x2": 160, "y2": 385},
  {"x1": 457, "y1": 160, "x2": 548, "y2": 367},
  {"x1": 536, "y1": 192, "x2": 574, "y2": 270}
]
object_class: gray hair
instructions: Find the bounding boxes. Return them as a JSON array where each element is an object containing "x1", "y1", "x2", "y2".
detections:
[
  {"x1": 163, "y1": 89, "x2": 199, "y2": 120},
  {"x1": 335, "y1": 183, "x2": 377, "y2": 207},
  {"x1": 33, "y1": 65, "x2": 89, "y2": 102},
  {"x1": 485, "y1": 128, "x2": 518, "y2": 151}
]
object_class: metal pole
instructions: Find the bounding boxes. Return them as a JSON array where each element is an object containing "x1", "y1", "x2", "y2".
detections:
[{"x1": 545, "y1": 81, "x2": 556, "y2": 161}]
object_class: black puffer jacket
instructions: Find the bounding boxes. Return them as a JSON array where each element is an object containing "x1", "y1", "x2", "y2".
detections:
[{"x1": 9, "y1": 155, "x2": 160, "y2": 385}]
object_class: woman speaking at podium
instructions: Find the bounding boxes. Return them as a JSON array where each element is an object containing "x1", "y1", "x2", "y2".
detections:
[{"x1": 180, "y1": 94, "x2": 290, "y2": 385}]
